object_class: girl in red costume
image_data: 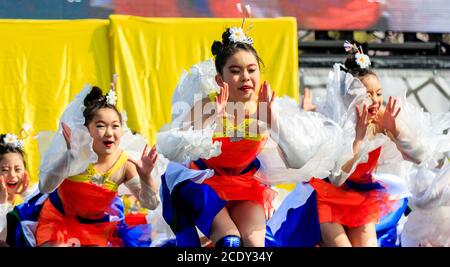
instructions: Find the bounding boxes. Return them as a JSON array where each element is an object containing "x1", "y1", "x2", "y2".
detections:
[
  {"x1": 157, "y1": 6, "x2": 345, "y2": 247},
  {"x1": 35, "y1": 84, "x2": 161, "y2": 247},
  {"x1": 308, "y1": 43, "x2": 443, "y2": 246}
]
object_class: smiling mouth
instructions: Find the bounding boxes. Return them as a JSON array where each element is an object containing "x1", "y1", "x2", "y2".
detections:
[
  {"x1": 239, "y1": 86, "x2": 253, "y2": 92},
  {"x1": 368, "y1": 107, "x2": 378, "y2": 115},
  {"x1": 103, "y1": 141, "x2": 114, "y2": 148},
  {"x1": 6, "y1": 181, "x2": 18, "y2": 188}
]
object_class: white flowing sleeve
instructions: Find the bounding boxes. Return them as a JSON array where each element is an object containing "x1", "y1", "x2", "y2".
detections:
[
  {"x1": 124, "y1": 176, "x2": 159, "y2": 210},
  {"x1": 254, "y1": 96, "x2": 347, "y2": 184},
  {"x1": 0, "y1": 203, "x2": 13, "y2": 242},
  {"x1": 38, "y1": 85, "x2": 98, "y2": 193},
  {"x1": 156, "y1": 124, "x2": 222, "y2": 164},
  {"x1": 156, "y1": 59, "x2": 223, "y2": 163},
  {"x1": 393, "y1": 98, "x2": 450, "y2": 165}
]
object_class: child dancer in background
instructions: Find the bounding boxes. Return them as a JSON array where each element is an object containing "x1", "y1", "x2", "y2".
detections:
[
  {"x1": 35, "y1": 84, "x2": 162, "y2": 247},
  {"x1": 0, "y1": 130, "x2": 34, "y2": 246}
]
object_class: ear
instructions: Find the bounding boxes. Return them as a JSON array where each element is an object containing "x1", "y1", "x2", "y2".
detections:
[{"x1": 215, "y1": 74, "x2": 224, "y2": 87}]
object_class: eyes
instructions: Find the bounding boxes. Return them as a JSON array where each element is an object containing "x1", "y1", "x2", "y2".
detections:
[
  {"x1": 367, "y1": 91, "x2": 382, "y2": 97},
  {"x1": 229, "y1": 67, "x2": 258, "y2": 75},
  {"x1": 95, "y1": 123, "x2": 121, "y2": 129},
  {"x1": 1, "y1": 167, "x2": 23, "y2": 173}
]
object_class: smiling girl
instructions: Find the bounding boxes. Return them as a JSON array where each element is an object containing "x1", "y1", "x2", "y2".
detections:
[
  {"x1": 0, "y1": 132, "x2": 31, "y2": 245},
  {"x1": 34, "y1": 85, "x2": 161, "y2": 247}
]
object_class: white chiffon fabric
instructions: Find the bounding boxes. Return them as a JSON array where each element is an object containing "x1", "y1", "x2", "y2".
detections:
[
  {"x1": 400, "y1": 155, "x2": 450, "y2": 246},
  {"x1": 38, "y1": 85, "x2": 97, "y2": 193},
  {"x1": 315, "y1": 63, "x2": 450, "y2": 187},
  {"x1": 37, "y1": 85, "x2": 169, "y2": 197},
  {"x1": 255, "y1": 96, "x2": 346, "y2": 184},
  {"x1": 158, "y1": 59, "x2": 350, "y2": 190}
]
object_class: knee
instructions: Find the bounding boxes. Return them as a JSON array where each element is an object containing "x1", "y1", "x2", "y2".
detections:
[{"x1": 215, "y1": 235, "x2": 242, "y2": 247}]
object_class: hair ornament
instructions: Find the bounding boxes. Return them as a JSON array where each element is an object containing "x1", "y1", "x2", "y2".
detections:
[
  {"x1": 106, "y1": 74, "x2": 118, "y2": 106},
  {"x1": 344, "y1": 40, "x2": 371, "y2": 69}
]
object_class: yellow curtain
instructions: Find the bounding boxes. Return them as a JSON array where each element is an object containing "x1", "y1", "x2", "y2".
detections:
[
  {"x1": 0, "y1": 16, "x2": 298, "y2": 186},
  {"x1": 110, "y1": 15, "x2": 299, "y2": 143},
  {"x1": 0, "y1": 19, "x2": 111, "y2": 183}
]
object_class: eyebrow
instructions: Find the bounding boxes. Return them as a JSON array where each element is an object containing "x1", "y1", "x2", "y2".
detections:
[
  {"x1": 228, "y1": 63, "x2": 258, "y2": 69},
  {"x1": 95, "y1": 120, "x2": 120, "y2": 124}
]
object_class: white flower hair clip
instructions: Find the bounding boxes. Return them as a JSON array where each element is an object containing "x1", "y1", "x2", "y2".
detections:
[
  {"x1": 344, "y1": 40, "x2": 371, "y2": 69},
  {"x1": 2, "y1": 123, "x2": 35, "y2": 149},
  {"x1": 3, "y1": 133, "x2": 24, "y2": 149},
  {"x1": 106, "y1": 74, "x2": 118, "y2": 105},
  {"x1": 228, "y1": 26, "x2": 253, "y2": 45}
]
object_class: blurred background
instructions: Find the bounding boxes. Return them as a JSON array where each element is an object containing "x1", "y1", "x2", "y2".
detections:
[{"x1": 1, "y1": 0, "x2": 449, "y2": 112}]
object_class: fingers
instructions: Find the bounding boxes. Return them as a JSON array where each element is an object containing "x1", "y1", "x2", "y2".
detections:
[
  {"x1": 394, "y1": 107, "x2": 401, "y2": 118},
  {"x1": 391, "y1": 98, "x2": 398, "y2": 112},
  {"x1": 269, "y1": 90, "x2": 276, "y2": 106},
  {"x1": 17, "y1": 172, "x2": 29, "y2": 194},
  {"x1": 0, "y1": 176, "x2": 5, "y2": 191},
  {"x1": 61, "y1": 122, "x2": 71, "y2": 149},
  {"x1": 304, "y1": 87, "x2": 311, "y2": 100},
  {"x1": 355, "y1": 105, "x2": 360, "y2": 119},
  {"x1": 141, "y1": 144, "x2": 150, "y2": 159},
  {"x1": 149, "y1": 145, "x2": 158, "y2": 162},
  {"x1": 386, "y1": 96, "x2": 393, "y2": 112},
  {"x1": 362, "y1": 105, "x2": 368, "y2": 124}
]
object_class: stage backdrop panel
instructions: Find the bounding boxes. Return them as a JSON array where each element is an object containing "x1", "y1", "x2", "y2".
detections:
[
  {"x1": 0, "y1": 19, "x2": 111, "y2": 183},
  {"x1": 109, "y1": 15, "x2": 299, "y2": 143}
]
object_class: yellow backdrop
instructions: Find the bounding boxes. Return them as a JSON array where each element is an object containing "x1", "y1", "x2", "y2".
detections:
[
  {"x1": 110, "y1": 15, "x2": 299, "y2": 143},
  {"x1": 0, "y1": 16, "x2": 298, "y2": 184},
  {"x1": 0, "y1": 19, "x2": 111, "y2": 184}
]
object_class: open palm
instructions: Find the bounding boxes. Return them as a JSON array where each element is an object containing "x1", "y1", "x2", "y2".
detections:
[
  {"x1": 257, "y1": 80, "x2": 276, "y2": 127},
  {"x1": 0, "y1": 175, "x2": 10, "y2": 204},
  {"x1": 128, "y1": 144, "x2": 158, "y2": 184},
  {"x1": 379, "y1": 96, "x2": 401, "y2": 137}
]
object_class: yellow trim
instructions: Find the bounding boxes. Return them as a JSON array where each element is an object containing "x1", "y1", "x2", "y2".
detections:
[
  {"x1": 213, "y1": 117, "x2": 266, "y2": 141},
  {"x1": 67, "y1": 152, "x2": 128, "y2": 191}
]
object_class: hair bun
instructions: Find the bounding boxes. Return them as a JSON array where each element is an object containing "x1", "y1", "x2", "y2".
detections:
[
  {"x1": 84, "y1": 86, "x2": 105, "y2": 107},
  {"x1": 221, "y1": 29, "x2": 232, "y2": 46}
]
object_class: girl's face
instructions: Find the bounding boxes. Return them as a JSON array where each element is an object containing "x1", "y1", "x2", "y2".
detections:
[
  {"x1": 0, "y1": 152, "x2": 27, "y2": 196},
  {"x1": 87, "y1": 108, "x2": 123, "y2": 156},
  {"x1": 216, "y1": 49, "x2": 261, "y2": 103},
  {"x1": 361, "y1": 74, "x2": 383, "y2": 122}
]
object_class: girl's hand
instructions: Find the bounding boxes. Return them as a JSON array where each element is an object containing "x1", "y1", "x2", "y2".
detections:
[
  {"x1": 0, "y1": 175, "x2": 10, "y2": 204},
  {"x1": 128, "y1": 144, "x2": 158, "y2": 185},
  {"x1": 301, "y1": 87, "x2": 317, "y2": 112},
  {"x1": 61, "y1": 122, "x2": 72, "y2": 150},
  {"x1": 17, "y1": 172, "x2": 29, "y2": 195},
  {"x1": 355, "y1": 104, "x2": 369, "y2": 142},
  {"x1": 215, "y1": 82, "x2": 229, "y2": 118},
  {"x1": 257, "y1": 81, "x2": 276, "y2": 127},
  {"x1": 378, "y1": 96, "x2": 401, "y2": 137}
]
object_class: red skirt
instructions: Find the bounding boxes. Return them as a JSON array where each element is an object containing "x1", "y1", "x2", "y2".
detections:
[{"x1": 309, "y1": 178, "x2": 396, "y2": 228}]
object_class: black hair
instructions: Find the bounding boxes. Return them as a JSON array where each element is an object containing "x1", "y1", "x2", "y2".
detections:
[
  {"x1": 0, "y1": 134, "x2": 26, "y2": 168},
  {"x1": 211, "y1": 28, "x2": 264, "y2": 76},
  {"x1": 343, "y1": 53, "x2": 377, "y2": 79},
  {"x1": 83, "y1": 86, "x2": 122, "y2": 126}
]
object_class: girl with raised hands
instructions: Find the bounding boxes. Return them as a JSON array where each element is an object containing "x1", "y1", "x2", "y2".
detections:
[
  {"x1": 33, "y1": 84, "x2": 163, "y2": 247},
  {"x1": 156, "y1": 5, "x2": 345, "y2": 247},
  {"x1": 301, "y1": 42, "x2": 450, "y2": 247},
  {"x1": 0, "y1": 131, "x2": 32, "y2": 246}
]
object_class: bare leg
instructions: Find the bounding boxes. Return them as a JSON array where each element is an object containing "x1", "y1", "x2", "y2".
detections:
[
  {"x1": 39, "y1": 242, "x2": 67, "y2": 247},
  {"x1": 209, "y1": 207, "x2": 240, "y2": 243},
  {"x1": 229, "y1": 201, "x2": 266, "y2": 247},
  {"x1": 346, "y1": 222, "x2": 378, "y2": 247},
  {"x1": 320, "y1": 222, "x2": 352, "y2": 247}
]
